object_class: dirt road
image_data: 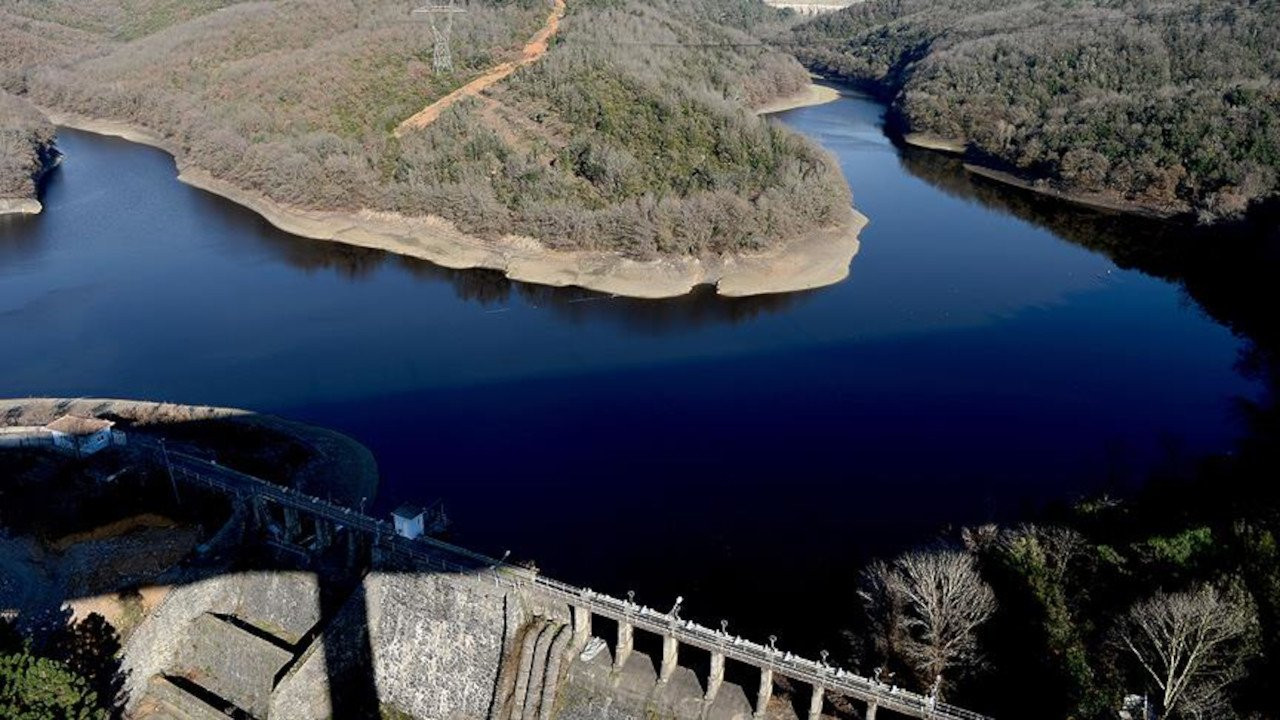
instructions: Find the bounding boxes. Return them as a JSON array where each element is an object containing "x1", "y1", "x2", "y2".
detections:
[{"x1": 394, "y1": 0, "x2": 567, "y2": 136}]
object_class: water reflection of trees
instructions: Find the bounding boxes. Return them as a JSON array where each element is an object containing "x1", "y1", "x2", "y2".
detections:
[
  {"x1": 896, "y1": 146, "x2": 1280, "y2": 357},
  {"x1": 899, "y1": 141, "x2": 1280, "y2": 548},
  {"x1": 0, "y1": 215, "x2": 45, "y2": 267},
  {"x1": 248, "y1": 222, "x2": 815, "y2": 333},
  {"x1": 0, "y1": 166, "x2": 63, "y2": 268}
]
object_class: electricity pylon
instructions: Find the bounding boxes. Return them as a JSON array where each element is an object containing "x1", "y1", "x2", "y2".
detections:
[{"x1": 412, "y1": 1, "x2": 467, "y2": 74}]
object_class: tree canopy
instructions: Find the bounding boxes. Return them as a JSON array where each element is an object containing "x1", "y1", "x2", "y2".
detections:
[
  {"x1": 0, "y1": 650, "x2": 109, "y2": 720},
  {"x1": 0, "y1": 92, "x2": 56, "y2": 202},
  {"x1": 791, "y1": 0, "x2": 1280, "y2": 221},
  {"x1": 1, "y1": 0, "x2": 849, "y2": 254}
]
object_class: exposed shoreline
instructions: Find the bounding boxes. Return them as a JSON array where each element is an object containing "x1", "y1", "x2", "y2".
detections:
[
  {"x1": 0, "y1": 197, "x2": 42, "y2": 216},
  {"x1": 899, "y1": 129, "x2": 1183, "y2": 218},
  {"x1": 816, "y1": 73, "x2": 1189, "y2": 221},
  {"x1": 902, "y1": 132, "x2": 966, "y2": 154},
  {"x1": 962, "y1": 163, "x2": 1181, "y2": 219},
  {"x1": 0, "y1": 397, "x2": 379, "y2": 506},
  {"x1": 756, "y1": 82, "x2": 841, "y2": 115},
  {"x1": 40, "y1": 107, "x2": 864, "y2": 299}
]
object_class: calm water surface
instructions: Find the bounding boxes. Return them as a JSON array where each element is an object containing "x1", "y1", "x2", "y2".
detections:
[{"x1": 0, "y1": 90, "x2": 1262, "y2": 650}]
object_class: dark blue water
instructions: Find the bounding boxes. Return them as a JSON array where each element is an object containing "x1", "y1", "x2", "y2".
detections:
[{"x1": 0, "y1": 90, "x2": 1261, "y2": 650}]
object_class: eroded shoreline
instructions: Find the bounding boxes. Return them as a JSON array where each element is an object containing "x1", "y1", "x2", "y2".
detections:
[
  {"x1": 0, "y1": 198, "x2": 43, "y2": 216},
  {"x1": 755, "y1": 82, "x2": 841, "y2": 115},
  {"x1": 962, "y1": 163, "x2": 1181, "y2": 219},
  {"x1": 900, "y1": 129, "x2": 1182, "y2": 218},
  {"x1": 40, "y1": 104, "x2": 864, "y2": 299},
  {"x1": 0, "y1": 397, "x2": 378, "y2": 505}
]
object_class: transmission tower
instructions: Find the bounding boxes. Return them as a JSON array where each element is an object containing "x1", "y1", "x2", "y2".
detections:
[{"x1": 413, "y1": 1, "x2": 467, "y2": 74}]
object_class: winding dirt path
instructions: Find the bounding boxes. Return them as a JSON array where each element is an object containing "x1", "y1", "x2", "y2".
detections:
[{"x1": 394, "y1": 0, "x2": 567, "y2": 137}]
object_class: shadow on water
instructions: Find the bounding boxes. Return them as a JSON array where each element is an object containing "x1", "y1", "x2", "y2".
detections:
[
  {"x1": 0, "y1": 163, "x2": 66, "y2": 266},
  {"x1": 180, "y1": 176, "x2": 817, "y2": 336},
  {"x1": 893, "y1": 146, "x2": 1280, "y2": 351}
]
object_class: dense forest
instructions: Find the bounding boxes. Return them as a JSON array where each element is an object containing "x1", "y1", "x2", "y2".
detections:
[
  {"x1": 0, "y1": 0, "x2": 849, "y2": 255},
  {"x1": 0, "y1": 92, "x2": 56, "y2": 204},
  {"x1": 790, "y1": 0, "x2": 1280, "y2": 221}
]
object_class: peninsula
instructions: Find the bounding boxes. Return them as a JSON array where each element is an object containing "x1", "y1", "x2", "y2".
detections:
[
  {"x1": 790, "y1": 0, "x2": 1280, "y2": 222},
  {"x1": 1, "y1": 0, "x2": 862, "y2": 297},
  {"x1": 0, "y1": 92, "x2": 57, "y2": 216}
]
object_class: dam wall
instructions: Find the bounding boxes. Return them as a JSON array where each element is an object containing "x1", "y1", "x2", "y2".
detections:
[
  {"x1": 113, "y1": 442, "x2": 987, "y2": 720},
  {"x1": 122, "y1": 564, "x2": 750, "y2": 720},
  {"x1": 120, "y1": 571, "x2": 325, "y2": 714},
  {"x1": 361, "y1": 572, "x2": 515, "y2": 718}
]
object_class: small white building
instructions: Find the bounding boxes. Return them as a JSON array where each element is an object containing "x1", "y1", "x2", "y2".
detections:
[
  {"x1": 44, "y1": 415, "x2": 116, "y2": 457},
  {"x1": 392, "y1": 504, "x2": 426, "y2": 540}
]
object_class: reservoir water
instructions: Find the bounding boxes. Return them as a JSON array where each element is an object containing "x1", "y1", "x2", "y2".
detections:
[{"x1": 0, "y1": 89, "x2": 1268, "y2": 651}]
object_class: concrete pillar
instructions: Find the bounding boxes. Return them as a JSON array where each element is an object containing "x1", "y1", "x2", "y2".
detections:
[
  {"x1": 808, "y1": 685, "x2": 825, "y2": 720},
  {"x1": 571, "y1": 606, "x2": 592, "y2": 653},
  {"x1": 614, "y1": 622, "x2": 633, "y2": 670},
  {"x1": 754, "y1": 668, "x2": 773, "y2": 719},
  {"x1": 346, "y1": 529, "x2": 360, "y2": 566},
  {"x1": 315, "y1": 518, "x2": 333, "y2": 548},
  {"x1": 865, "y1": 700, "x2": 878, "y2": 720},
  {"x1": 282, "y1": 506, "x2": 301, "y2": 540},
  {"x1": 704, "y1": 652, "x2": 725, "y2": 703},
  {"x1": 252, "y1": 496, "x2": 269, "y2": 530},
  {"x1": 658, "y1": 635, "x2": 678, "y2": 683}
]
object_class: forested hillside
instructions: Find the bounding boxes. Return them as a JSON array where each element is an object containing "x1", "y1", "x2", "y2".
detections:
[
  {"x1": 791, "y1": 0, "x2": 1280, "y2": 221},
  {"x1": 0, "y1": 0, "x2": 849, "y2": 256},
  {"x1": 0, "y1": 92, "x2": 56, "y2": 206}
]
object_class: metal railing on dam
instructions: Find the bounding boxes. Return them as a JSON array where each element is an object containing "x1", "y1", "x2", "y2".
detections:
[{"x1": 150, "y1": 441, "x2": 992, "y2": 720}]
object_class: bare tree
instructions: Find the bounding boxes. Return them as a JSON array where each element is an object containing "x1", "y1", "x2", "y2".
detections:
[
  {"x1": 999, "y1": 524, "x2": 1089, "y2": 585},
  {"x1": 859, "y1": 549, "x2": 997, "y2": 695},
  {"x1": 1115, "y1": 582, "x2": 1260, "y2": 719}
]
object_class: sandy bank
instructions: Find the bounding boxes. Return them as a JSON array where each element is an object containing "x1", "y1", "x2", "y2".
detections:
[
  {"x1": 963, "y1": 163, "x2": 1182, "y2": 219},
  {"x1": 0, "y1": 397, "x2": 379, "y2": 506},
  {"x1": 0, "y1": 197, "x2": 42, "y2": 216},
  {"x1": 903, "y1": 132, "x2": 966, "y2": 154},
  {"x1": 42, "y1": 108, "x2": 864, "y2": 299},
  {"x1": 756, "y1": 82, "x2": 842, "y2": 115},
  {"x1": 896, "y1": 123, "x2": 1183, "y2": 217}
]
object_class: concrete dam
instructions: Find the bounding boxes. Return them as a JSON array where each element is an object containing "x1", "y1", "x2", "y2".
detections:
[
  {"x1": 761, "y1": 0, "x2": 861, "y2": 16},
  {"x1": 123, "y1": 443, "x2": 991, "y2": 720}
]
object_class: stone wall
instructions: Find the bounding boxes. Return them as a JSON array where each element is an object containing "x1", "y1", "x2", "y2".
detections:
[
  {"x1": 119, "y1": 571, "x2": 323, "y2": 714},
  {"x1": 553, "y1": 644, "x2": 758, "y2": 720},
  {"x1": 171, "y1": 614, "x2": 292, "y2": 717},
  {"x1": 269, "y1": 570, "x2": 528, "y2": 720},
  {"x1": 121, "y1": 564, "x2": 758, "y2": 720},
  {"x1": 270, "y1": 634, "x2": 334, "y2": 719},
  {"x1": 366, "y1": 572, "x2": 514, "y2": 719},
  {"x1": 120, "y1": 577, "x2": 226, "y2": 711},
  {"x1": 217, "y1": 571, "x2": 322, "y2": 644}
]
